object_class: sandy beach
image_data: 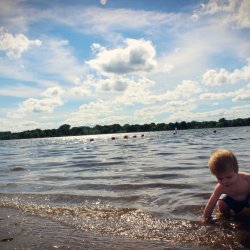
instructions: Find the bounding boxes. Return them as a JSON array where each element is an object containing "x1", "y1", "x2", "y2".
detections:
[{"x1": 0, "y1": 207, "x2": 197, "y2": 250}]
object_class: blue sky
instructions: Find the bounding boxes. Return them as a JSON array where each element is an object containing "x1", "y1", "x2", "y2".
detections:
[{"x1": 0, "y1": 0, "x2": 249, "y2": 132}]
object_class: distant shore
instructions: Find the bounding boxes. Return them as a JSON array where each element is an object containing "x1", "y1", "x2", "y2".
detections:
[{"x1": 0, "y1": 117, "x2": 249, "y2": 140}]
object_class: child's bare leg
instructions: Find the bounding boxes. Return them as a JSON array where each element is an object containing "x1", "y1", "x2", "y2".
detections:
[{"x1": 218, "y1": 199, "x2": 231, "y2": 218}]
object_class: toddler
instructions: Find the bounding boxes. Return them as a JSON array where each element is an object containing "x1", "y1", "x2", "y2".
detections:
[{"x1": 202, "y1": 149, "x2": 250, "y2": 222}]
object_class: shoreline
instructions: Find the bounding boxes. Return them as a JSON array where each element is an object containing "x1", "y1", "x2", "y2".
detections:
[
  {"x1": 1, "y1": 122, "x2": 249, "y2": 141},
  {"x1": 0, "y1": 207, "x2": 198, "y2": 250}
]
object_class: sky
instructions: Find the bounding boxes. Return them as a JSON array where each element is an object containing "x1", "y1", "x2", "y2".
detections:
[{"x1": 0, "y1": 0, "x2": 249, "y2": 132}]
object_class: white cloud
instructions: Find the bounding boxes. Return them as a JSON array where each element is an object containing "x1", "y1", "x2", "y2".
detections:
[
  {"x1": 65, "y1": 75, "x2": 81, "y2": 85},
  {"x1": 96, "y1": 77, "x2": 130, "y2": 92},
  {"x1": 100, "y1": 0, "x2": 108, "y2": 5},
  {"x1": 199, "y1": 84, "x2": 250, "y2": 102},
  {"x1": 200, "y1": 92, "x2": 233, "y2": 100},
  {"x1": 112, "y1": 79, "x2": 201, "y2": 107},
  {"x1": 0, "y1": 1, "x2": 249, "y2": 132},
  {"x1": 0, "y1": 84, "x2": 41, "y2": 98},
  {"x1": 160, "y1": 80, "x2": 202, "y2": 101},
  {"x1": 0, "y1": 37, "x2": 87, "y2": 90},
  {"x1": 200, "y1": 0, "x2": 250, "y2": 28},
  {"x1": 201, "y1": 0, "x2": 238, "y2": 14},
  {"x1": 69, "y1": 75, "x2": 155, "y2": 104},
  {"x1": 113, "y1": 77, "x2": 156, "y2": 105},
  {"x1": 48, "y1": 6, "x2": 176, "y2": 36},
  {"x1": 0, "y1": 55, "x2": 64, "y2": 89},
  {"x1": 153, "y1": 37, "x2": 215, "y2": 85},
  {"x1": 233, "y1": 83, "x2": 250, "y2": 102},
  {"x1": 135, "y1": 100, "x2": 196, "y2": 119},
  {"x1": 0, "y1": 28, "x2": 42, "y2": 58},
  {"x1": 41, "y1": 86, "x2": 64, "y2": 98},
  {"x1": 0, "y1": 118, "x2": 61, "y2": 132},
  {"x1": 21, "y1": 97, "x2": 63, "y2": 113},
  {"x1": 67, "y1": 75, "x2": 131, "y2": 100},
  {"x1": 7, "y1": 86, "x2": 64, "y2": 118},
  {"x1": 0, "y1": 1, "x2": 180, "y2": 38},
  {"x1": 66, "y1": 97, "x2": 197, "y2": 128},
  {"x1": 86, "y1": 38, "x2": 157, "y2": 76},
  {"x1": 32, "y1": 39, "x2": 85, "y2": 79},
  {"x1": 69, "y1": 75, "x2": 95, "y2": 98},
  {"x1": 166, "y1": 104, "x2": 250, "y2": 123},
  {"x1": 0, "y1": 118, "x2": 12, "y2": 132},
  {"x1": 0, "y1": 0, "x2": 31, "y2": 33},
  {"x1": 91, "y1": 43, "x2": 105, "y2": 54},
  {"x1": 225, "y1": 104, "x2": 250, "y2": 118},
  {"x1": 66, "y1": 99, "x2": 123, "y2": 126},
  {"x1": 237, "y1": 0, "x2": 250, "y2": 28},
  {"x1": 70, "y1": 86, "x2": 92, "y2": 97},
  {"x1": 202, "y1": 61, "x2": 250, "y2": 86}
]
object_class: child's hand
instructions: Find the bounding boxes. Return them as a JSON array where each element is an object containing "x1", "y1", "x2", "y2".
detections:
[{"x1": 200, "y1": 216, "x2": 211, "y2": 224}]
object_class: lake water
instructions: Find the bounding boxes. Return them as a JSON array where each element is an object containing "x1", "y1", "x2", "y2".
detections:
[{"x1": 0, "y1": 127, "x2": 250, "y2": 249}]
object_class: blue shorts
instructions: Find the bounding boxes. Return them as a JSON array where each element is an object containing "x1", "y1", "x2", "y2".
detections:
[{"x1": 220, "y1": 193, "x2": 250, "y2": 213}]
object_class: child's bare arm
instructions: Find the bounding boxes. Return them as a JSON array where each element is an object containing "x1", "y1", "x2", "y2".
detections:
[
  {"x1": 201, "y1": 184, "x2": 222, "y2": 222},
  {"x1": 243, "y1": 172, "x2": 250, "y2": 188}
]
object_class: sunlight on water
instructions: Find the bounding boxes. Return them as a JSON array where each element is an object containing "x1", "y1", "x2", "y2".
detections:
[
  {"x1": 0, "y1": 127, "x2": 250, "y2": 249},
  {"x1": 0, "y1": 193, "x2": 250, "y2": 249}
]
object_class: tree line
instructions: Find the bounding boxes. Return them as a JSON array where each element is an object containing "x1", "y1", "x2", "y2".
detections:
[{"x1": 0, "y1": 117, "x2": 249, "y2": 140}]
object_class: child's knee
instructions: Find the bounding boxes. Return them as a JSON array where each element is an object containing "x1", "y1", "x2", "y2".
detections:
[{"x1": 218, "y1": 199, "x2": 230, "y2": 213}]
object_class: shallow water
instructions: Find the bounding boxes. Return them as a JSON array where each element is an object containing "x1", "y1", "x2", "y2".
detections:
[{"x1": 0, "y1": 127, "x2": 250, "y2": 249}]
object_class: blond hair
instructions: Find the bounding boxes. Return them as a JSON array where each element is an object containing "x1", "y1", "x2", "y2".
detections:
[{"x1": 208, "y1": 149, "x2": 238, "y2": 175}]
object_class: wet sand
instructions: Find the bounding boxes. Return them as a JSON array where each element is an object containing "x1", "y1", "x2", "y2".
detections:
[{"x1": 0, "y1": 207, "x2": 204, "y2": 250}]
